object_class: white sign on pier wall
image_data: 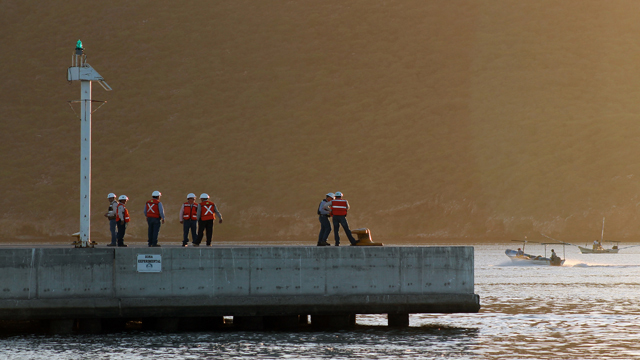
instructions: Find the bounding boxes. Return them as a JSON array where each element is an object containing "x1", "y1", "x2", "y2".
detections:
[{"x1": 137, "y1": 254, "x2": 162, "y2": 272}]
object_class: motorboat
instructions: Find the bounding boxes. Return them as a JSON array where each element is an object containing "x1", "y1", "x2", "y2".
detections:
[
  {"x1": 578, "y1": 218, "x2": 620, "y2": 254},
  {"x1": 578, "y1": 244, "x2": 619, "y2": 254},
  {"x1": 505, "y1": 240, "x2": 565, "y2": 266},
  {"x1": 505, "y1": 249, "x2": 565, "y2": 266}
]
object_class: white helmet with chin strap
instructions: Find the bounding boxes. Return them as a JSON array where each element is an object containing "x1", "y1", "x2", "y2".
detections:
[
  {"x1": 200, "y1": 193, "x2": 210, "y2": 199},
  {"x1": 152, "y1": 190, "x2": 161, "y2": 197},
  {"x1": 108, "y1": 193, "x2": 116, "y2": 199},
  {"x1": 187, "y1": 193, "x2": 196, "y2": 199},
  {"x1": 118, "y1": 195, "x2": 129, "y2": 201}
]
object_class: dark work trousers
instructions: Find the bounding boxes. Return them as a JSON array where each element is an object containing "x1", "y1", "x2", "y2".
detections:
[
  {"x1": 109, "y1": 219, "x2": 117, "y2": 245},
  {"x1": 332, "y1": 215, "x2": 357, "y2": 246},
  {"x1": 183, "y1": 220, "x2": 197, "y2": 245},
  {"x1": 116, "y1": 222, "x2": 127, "y2": 246},
  {"x1": 318, "y1": 215, "x2": 332, "y2": 243},
  {"x1": 147, "y1": 217, "x2": 162, "y2": 246},
  {"x1": 196, "y1": 219, "x2": 214, "y2": 245}
]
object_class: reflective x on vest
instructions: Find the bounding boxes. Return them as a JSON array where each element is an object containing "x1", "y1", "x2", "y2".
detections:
[
  {"x1": 147, "y1": 203, "x2": 156, "y2": 213},
  {"x1": 203, "y1": 205, "x2": 214, "y2": 216}
]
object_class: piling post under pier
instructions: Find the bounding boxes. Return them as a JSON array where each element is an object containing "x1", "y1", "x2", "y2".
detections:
[
  {"x1": 234, "y1": 316, "x2": 264, "y2": 330},
  {"x1": 77, "y1": 318, "x2": 102, "y2": 334},
  {"x1": 387, "y1": 313, "x2": 410, "y2": 327},
  {"x1": 49, "y1": 319, "x2": 75, "y2": 335},
  {"x1": 311, "y1": 314, "x2": 355, "y2": 329},
  {"x1": 264, "y1": 315, "x2": 301, "y2": 330}
]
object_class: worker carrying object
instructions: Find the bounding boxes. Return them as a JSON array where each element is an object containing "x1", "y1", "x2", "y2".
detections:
[
  {"x1": 179, "y1": 193, "x2": 198, "y2": 247},
  {"x1": 194, "y1": 193, "x2": 223, "y2": 246},
  {"x1": 144, "y1": 190, "x2": 165, "y2": 247},
  {"x1": 115, "y1": 195, "x2": 130, "y2": 247},
  {"x1": 329, "y1": 191, "x2": 357, "y2": 246},
  {"x1": 317, "y1": 192, "x2": 334, "y2": 246}
]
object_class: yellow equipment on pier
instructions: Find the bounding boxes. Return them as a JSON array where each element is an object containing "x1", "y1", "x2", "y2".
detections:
[{"x1": 351, "y1": 228, "x2": 384, "y2": 246}]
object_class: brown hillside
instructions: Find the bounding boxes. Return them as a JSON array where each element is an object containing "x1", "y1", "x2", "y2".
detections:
[{"x1": 2, "y1": 0, "x2": 640, "y2": 243}]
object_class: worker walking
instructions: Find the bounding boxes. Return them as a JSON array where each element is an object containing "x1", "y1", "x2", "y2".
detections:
[
  {"x1": 145, "y1": 190, "x2": 165, "y2": 247},
  {"x1": 317, "y1": 192, "x2": 334, "y2": 246},
  {"x1": 104, "y1": 193, "x2": 118, "y2": 247},
  {"x1": 330, "y1": 191, "x2": 357, "y2": 246},
  {"x1": 115, "y1": 195, "x2": 130, "y2": 247},
  {"x1": 195, "y1": 193, "x2": 223, "y2": 246},
  {"x1": 179, "y1": 193, "x2": 198, "y2": 247}
]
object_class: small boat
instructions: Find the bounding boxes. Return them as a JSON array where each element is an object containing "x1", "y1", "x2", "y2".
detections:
[
  {"x1": 578, "y1": 218, "x2": 620, "y2": 254},
  {"x1": 578, "y1": 244, "x2": 619, "y2": 254},
  {"x1": 504, "y1": 249, "x2": 565, "y2": 266},
  {"x1": 505, "y1": 240, "x2": 565, "y2": 266}
]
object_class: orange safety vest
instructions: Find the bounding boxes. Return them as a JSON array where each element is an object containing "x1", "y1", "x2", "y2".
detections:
[
  {"x1": 116, "y1": 203, "x2": 130, "y2": 222},
  {"x1": 146, "y1": 199, "x2": 161, "y2": 218},
  {"x1": 182, "y1": 203, "x2": 198, "y2": 221},
  {"x1": 331, "y1": 199, "x2": 348, "y2": 216},
  {"x1": 200, "y1": 200, "x2": 216, "y2": 221}
]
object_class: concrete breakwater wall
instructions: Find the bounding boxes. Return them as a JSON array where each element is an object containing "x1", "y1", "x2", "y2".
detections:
[{"x1": 0, "y1": 246, "x2": 479, "y2": 331}]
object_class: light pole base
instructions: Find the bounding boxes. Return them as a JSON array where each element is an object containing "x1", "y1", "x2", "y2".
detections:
[{"x1": 71, "y1": 232, "x2": 97, "y2": 248}]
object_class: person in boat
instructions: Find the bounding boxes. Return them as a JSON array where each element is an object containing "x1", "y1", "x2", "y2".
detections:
[
  {"x1": 593, "y1": 240, "x2": 604, "y2": 251},
  {"x1": 516, "y1": 248, "x2": 524, "y2": 256},
  {"x1": 550, "y1": 249, "x2": 559, "y2": 261}
]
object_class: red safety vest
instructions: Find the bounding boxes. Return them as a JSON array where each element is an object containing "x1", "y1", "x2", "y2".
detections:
[
  {"x1": 116, "y1": 203, "x2": 130, "y2": 222},
  {"x1": 146, "y1": 199, "x2": 161, "y2": 218},
  {"x1": 331, "y1": 199, "x2": 348, "y2": 216},
  {"x1": 182, "y1": 203, "x2": 198, "y2": 221},
  {"x1": 200, "y1": 201, "x2": 216, "y2": 221}
]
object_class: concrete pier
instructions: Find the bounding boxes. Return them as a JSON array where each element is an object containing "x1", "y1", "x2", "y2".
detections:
[{"x1": 0, "y1": 246, "x2": 479, "y2": 331}]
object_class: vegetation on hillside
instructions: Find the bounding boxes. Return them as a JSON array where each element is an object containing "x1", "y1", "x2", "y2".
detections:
[{"x1": 2, "y1": 1, "x2": 640, "y2": 243}]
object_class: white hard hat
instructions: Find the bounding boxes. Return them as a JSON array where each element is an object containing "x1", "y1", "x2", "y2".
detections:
[
  {"x1": 107, "y1": 193, "x2": 116, "y2": 199},
  {"x1": 152, "y1": 190, "x2": 162, "y2": 197},
  {"x1": 326, "y1": 192, "x2": 335, "y2": 198},
  {"x1": 200, "y1": 193, "x2": 210, "y2": 199},
  {"x1": 334, "y1": 191, "x2": 343, "y2": 197},
  {"x1": 187, "y1": 193, "x2": 196, "y2": 199},
  {"x1": 118, "y1": 195, "x2": 129, "y2": 201}
]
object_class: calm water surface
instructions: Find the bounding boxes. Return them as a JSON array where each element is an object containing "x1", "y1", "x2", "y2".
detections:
[{"x1": 2, "y1": 243, "x2": 640, "y2": 359}]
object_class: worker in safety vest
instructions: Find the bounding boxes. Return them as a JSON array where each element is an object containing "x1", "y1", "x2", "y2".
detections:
[
  {"x1": 317, "y1": 192, "x2": 335, "y2": 246},
  {"x1": 144, "y1": 190, "x2": 165, "y2": 247},
  {"x1": 329, "y1": 191, "x2": 357, "y2": 246},
  {"x1": 104, "y1": 193, "x2": 118, "y2": 246},
  {"x1": 179, "y1": 193, "x2": 198, "y2": 247},
  {"x1": 195, "y1": 193, "x2": 223, "y2": 246},
  {"x1": 115, "y1": 195, "x2": 130, "y2": 247}
]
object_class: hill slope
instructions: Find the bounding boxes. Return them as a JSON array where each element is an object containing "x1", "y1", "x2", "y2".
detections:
[{"x1": 2, "y1": 0, "x2": 640, "y2": 243}]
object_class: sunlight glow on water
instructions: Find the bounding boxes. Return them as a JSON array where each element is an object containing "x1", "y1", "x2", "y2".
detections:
[{"x1": 2, "y1": 243, "x2": 640, "y2": 359}]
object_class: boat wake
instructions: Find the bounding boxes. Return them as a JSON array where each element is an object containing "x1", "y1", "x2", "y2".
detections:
[
  {"x1": 495, "y1": 260, "x2": 640, "y2": 268},
  {"x1": 496, "y1": 261, "x2": 551, "y2": 267},
  {"x1": 567, "y1": 262, "x2": 640, "y2": 268}
]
